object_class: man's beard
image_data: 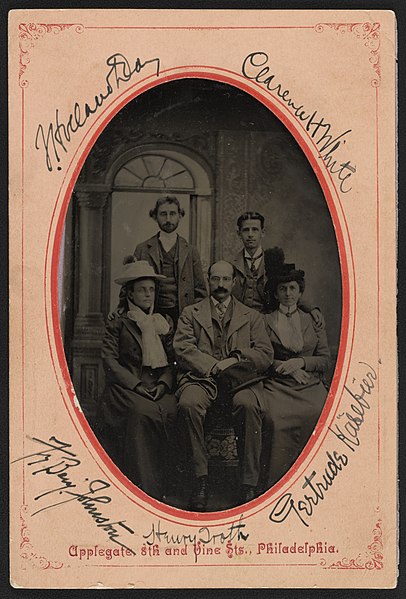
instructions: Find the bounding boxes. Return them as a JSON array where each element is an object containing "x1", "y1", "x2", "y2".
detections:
[{"x1": 160, "y1": 223, "x2": 177, "y2": 232}]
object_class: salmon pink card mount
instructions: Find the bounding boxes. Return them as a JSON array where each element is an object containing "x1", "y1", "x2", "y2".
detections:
[{"x1": 9, "y1": 9, "x2": 397, "y2": 589}]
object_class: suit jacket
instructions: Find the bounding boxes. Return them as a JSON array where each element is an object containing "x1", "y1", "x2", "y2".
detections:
[
  {"x1": 232, "y1": 249, "x2": 266, "y2": 311},
  {"x1": 264, "y1": 308, "x2": 331, "y2": 375},
  {"x1": 134, "y1": 234, "x2": 207, "y2": 314},
  {"x1": 102, "y1": 314, "x2": 173, "y2": 392},
  {"x1": 174, "y1": 296, "x2": 274, "y2": 379},
  {"x1": 233, "y1": 247, "x2": 316, "y2": 314}
]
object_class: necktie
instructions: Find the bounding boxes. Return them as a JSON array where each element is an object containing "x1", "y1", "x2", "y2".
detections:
[
  {"x1": 247, "y1": 253, "x2": 263, "y2": 274},
  {"x1": 216, "y1": 301, "x2": 227, "y2": 321}
]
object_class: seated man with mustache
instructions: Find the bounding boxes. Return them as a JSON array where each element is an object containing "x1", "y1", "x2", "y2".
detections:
[{"x1": 173, "y1": 260, "x2": 274, "y2": 511}]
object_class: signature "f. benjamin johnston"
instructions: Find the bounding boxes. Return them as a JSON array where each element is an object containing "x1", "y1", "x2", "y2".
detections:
[{"x1": 12, "y1": 436, "x2": 136, "y2": 554}]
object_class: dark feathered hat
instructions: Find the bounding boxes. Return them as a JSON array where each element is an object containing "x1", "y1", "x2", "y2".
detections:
[
  {"x1": 263, "y1": 247, "x2": 305, "y2": 311},
  {"x1": 264, "y1": 247, "x2": 285, "y2": 279},
  {"x1": 264, "y1": 247, "x2": 305, "y2": 283}
]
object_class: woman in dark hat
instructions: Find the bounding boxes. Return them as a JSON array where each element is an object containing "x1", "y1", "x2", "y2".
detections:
[
  {"x1": 98, "y1": 258, "x2": 177, "y2": 502},
  {"x1": 259, "y1": 249, "x2": 331, "y2": 492}
]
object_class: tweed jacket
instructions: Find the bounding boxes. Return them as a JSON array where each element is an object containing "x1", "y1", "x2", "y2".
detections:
[
  {"x1": 173, "y1": 296, "x2": 274, "y2": 379},
  {"x1": 134, "y1": 234, "x2": 207, "y2": 314}
]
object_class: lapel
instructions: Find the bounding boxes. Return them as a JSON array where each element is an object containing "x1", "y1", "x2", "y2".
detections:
[
  {"x1": 147, "y1": 234, "x2": 161, "y2": 271},
  {"x1": 233, "y1": 249, "x2": 265, "y2": 280},
  {"x1": 233, "y1": 250, "x2": 246, "y2": 277},
  {"x1": 192, "y1": 297, "x2": 215, "y2": 345},
  {"x1": 121, "y1": 316, "x2": 142, "y2": 349},
  {"x1": 298, "y1": 309, "x2": 311, "y2": 339},
  {"x1": 177, "y1": 236, "x2": 189, "y2": 275},
  {"x1": 227, "y1": 298, "x2": 250, "y2": 340},
  {"x1": 266, "y1": 310, "x2": 282, "y2": 344}
]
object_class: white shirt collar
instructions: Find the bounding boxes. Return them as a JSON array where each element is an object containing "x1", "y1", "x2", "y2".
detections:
[
  {"x1": 210, "y1": 295, "x2": 232, "y2": 309},
  {"x1": 279, "y1": 303, "x2": 298, "y2": 315},
  {"x1": 244, "y1": 246, "x2": 263, "y2": 260}
]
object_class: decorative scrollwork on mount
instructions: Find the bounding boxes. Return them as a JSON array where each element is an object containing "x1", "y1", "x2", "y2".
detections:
[
  {"x1": 20, "y1": 505, "x2": 64, "y2": 569},
  {"x1": 315, "y1": 22, "x2": 381, "y2": 87},
  {"x1": 18, "y1": 23, "x2": 84, "y2": 88},
  {"x1": 320, "y1": 519, "x2": 383, "y2": 570}
]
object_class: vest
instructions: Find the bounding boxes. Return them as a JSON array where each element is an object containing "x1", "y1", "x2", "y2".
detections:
[
  {"x1": 158, "y1": 240, "x2": 178, "y2": 309},
  {"x1": 242, "y1": 260, "x2": 264, "y2": 311},
  {"x1": 210, "y1": 301, "x2": 233, "y2": 360}
]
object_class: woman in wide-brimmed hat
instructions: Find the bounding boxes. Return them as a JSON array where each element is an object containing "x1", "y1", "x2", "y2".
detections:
[
  {"x1": 98, "y1": 258, "x2": 177, "y2": 501},
  {"x1": 259, "y1": 249, "x2": 331, "y2": 492}
]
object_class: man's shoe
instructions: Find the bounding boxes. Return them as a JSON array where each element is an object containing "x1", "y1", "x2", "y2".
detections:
[
  {"x1": 240, "y1": 485, "x2": 257, "y2": 504},
  {"x1": 189, "y1": 476, "x2": 208, "y2": 511}
]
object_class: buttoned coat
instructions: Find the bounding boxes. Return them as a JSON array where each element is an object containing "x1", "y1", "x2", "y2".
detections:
[
  {"x1": 259, "y1": 308, "x2": 331, "y2": 490},
  {"x1": 102, "y1": 315, "x2": 174, "y2": 393},
  {"x1": 173, "y1": 296, "x2": 274, "y2": 406},
  {"x1": 134, "y1": 234, "x2": 207, "y2": 314},
  {"x1": 99, "y1": 313, "x2": 177, "y2": 500}
]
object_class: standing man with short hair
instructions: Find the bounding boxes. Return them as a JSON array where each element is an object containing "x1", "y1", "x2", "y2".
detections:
[
  {"x1": 233, "y1": 211, "x2": 325, "y2": 326},
  {"x1": 232, "y1": 211, "x2": 267, "y2": 311},
  {"x1": 133, "y1": 195, "x2": 207, "y2": 325}
]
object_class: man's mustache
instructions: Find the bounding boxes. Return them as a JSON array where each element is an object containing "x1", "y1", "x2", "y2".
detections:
[{"x1": 215, "y1": 287, "x2": 228, "y2": 293}]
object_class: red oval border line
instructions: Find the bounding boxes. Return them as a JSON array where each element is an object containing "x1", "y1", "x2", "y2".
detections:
[{"x1": 45, "y1": 66, "x2": 355, "y2": 525}]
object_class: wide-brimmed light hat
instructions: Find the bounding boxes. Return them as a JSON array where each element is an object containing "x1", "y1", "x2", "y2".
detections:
[{"x1": 114, "y1": 260, "x2": 166, "y2": 286}]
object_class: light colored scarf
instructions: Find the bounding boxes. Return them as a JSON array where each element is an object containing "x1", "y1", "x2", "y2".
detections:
[{"x1": 127, "y1": 304, "x2": 170, "y2": 369}]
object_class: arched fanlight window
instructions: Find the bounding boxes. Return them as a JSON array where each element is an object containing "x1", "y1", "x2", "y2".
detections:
[{"x1": 114, "y1": 154, "x2": 195, "y2": 190}]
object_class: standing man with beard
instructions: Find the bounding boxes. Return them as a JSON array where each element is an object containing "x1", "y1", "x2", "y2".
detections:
[
  {"x1": 115, "y1": 196, "x2": 207, "y2": 326},
  {"x1": 134, "y1": 195, "x2": 207, "y2": 325}
]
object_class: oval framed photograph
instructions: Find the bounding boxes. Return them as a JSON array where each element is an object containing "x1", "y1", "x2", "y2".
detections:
[{"x1": 53, "y1": 74, "x2": 348, "y2": 519}]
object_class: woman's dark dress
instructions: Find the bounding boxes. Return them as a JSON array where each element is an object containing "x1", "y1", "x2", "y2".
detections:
[
  {"x1": 98, "y1": 314, "x2": 177, "y2": 501},
  {"x1": 260, "y1": 309, "x2": 331, "y2": 490}
]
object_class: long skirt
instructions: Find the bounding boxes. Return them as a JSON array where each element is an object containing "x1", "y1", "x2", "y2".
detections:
[
  {"x1": 98, "y1": 383, "x2": 177, "y2": 501},
  {"x1": 259, "y1": 376, "x2": 327, "y2": 492}
]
